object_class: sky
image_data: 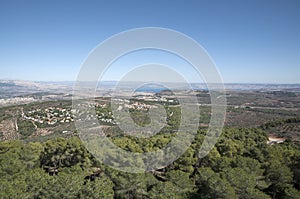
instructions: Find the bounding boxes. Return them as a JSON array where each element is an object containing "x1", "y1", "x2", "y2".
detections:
[{"x1": 0, "y1": 0, "x2": 299, "y2": 83}]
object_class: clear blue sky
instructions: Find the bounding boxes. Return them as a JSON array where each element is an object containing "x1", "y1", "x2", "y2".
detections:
[{"x1": 0, "y1": 0, "x2": 299, "y2": 83}]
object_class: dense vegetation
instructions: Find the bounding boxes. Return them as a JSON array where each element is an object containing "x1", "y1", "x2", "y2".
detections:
[
  {"x1": 1, "y1": 91, "x2": 300, "y2": 198},
  {"x1": 1, "y1": 127, "x2": 300, "y2": 198}
]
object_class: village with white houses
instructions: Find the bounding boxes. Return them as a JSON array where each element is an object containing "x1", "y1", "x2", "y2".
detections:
[
  {"x1": 19, "y1": 94, "x2": 176, "y2": 128},
  {"x1": 22, "y1": 106, "x2": 74, "y2": 125}
]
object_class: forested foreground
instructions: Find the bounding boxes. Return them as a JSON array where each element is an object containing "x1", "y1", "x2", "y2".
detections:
[{"x1": 1, "y1": 128, "x2": 300, "y2": 199}]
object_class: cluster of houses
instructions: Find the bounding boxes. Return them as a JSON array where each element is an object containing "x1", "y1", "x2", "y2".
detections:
[
  {"x1": 22, "y1": 107, "x2": 74, "y2": 125},
  {"x1": 21, "y1": 97, "x2": 169, "y2": 127},
  {"x1": 72, "y1": 102, "x2": 115, "y2": 124},
  {"x1": 0, "y1": 97, "x2": 36, "y2": 106},
  {"x1": 112, "y1": 98, "x2": 158, "y2": 111},
  {"x1": 134, "y1": 95, "x2": 175, "y2": 103}
]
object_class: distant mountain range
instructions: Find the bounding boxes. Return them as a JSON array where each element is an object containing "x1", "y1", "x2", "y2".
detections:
[
  {"x1": 0, "y1": 80, "x2": 73, "y2": 98},
  {"x1": 1, "y1": 80, "x2": 300, "y2": 98}
]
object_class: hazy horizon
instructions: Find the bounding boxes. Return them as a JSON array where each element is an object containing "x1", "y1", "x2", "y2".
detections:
[{"x1": 2, "y1": 78, "x2": 300, "y2": 86}]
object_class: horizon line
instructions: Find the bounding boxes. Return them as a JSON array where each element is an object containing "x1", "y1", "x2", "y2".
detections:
[{"x1": 1, "y1": 78, "x2": 300, "y2": 85}]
